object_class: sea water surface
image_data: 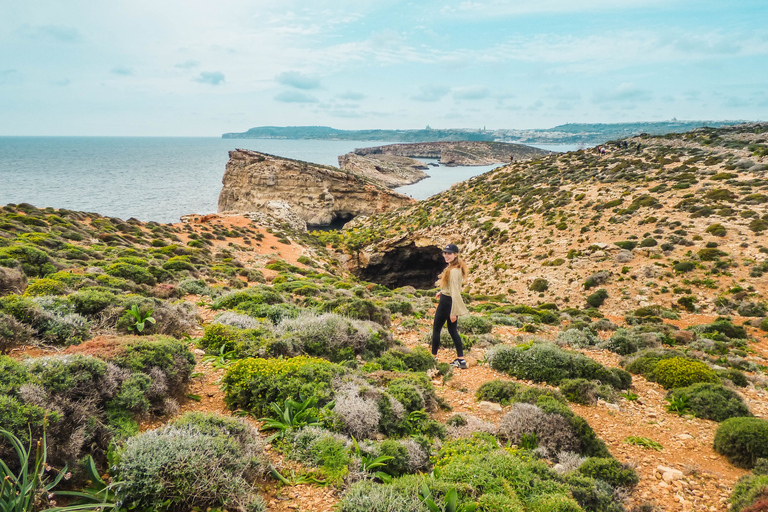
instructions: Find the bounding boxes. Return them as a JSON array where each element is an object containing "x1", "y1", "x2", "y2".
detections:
[{"x1": 0, "y1": 137, "x2": 578, "y2": 224}]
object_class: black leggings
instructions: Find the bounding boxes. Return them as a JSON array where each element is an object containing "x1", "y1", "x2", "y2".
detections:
[{"x1": 432, "y1": 294, "x2": 463, "y2": 357}]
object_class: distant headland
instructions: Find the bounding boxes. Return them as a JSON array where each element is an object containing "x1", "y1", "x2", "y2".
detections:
[{"x1": 222, "y1": 120, "x2": 745, "y2": 144}]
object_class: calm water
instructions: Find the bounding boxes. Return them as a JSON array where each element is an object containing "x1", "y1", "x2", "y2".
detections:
[{"x1": 0, "y1": 137, "x2": 577, "y2": 224}]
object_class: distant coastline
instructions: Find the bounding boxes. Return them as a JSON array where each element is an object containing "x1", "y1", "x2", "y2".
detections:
[{"x1": 222, "y1": 120, "x2": 744, "y2": 144}]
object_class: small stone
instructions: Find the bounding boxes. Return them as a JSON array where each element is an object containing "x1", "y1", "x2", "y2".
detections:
[
  {"x1": 677, "y1": 434, "x2": 693, "y2": 440},
  {"x1": 478, "y1": 401, "x2": 502, "y2": 413},
  {"x1": 663, "y1": 470, "x2": 685, "y2": 483},
  {"x1": 193, "y1": 348, "x2": 206, "y2": 355}
]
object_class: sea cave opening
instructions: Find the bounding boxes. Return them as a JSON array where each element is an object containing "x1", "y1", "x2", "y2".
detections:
[
  {"x1": 309, "y1": 212, "x2": 356, "y2": 231},
  {"x1": 354, "y1": 243, "x2": 447, "y2": 290}
]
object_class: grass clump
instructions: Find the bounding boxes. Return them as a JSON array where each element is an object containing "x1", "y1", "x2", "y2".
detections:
[{"x1": 624, "y1": 436, "x2": 663, "y2": 451}]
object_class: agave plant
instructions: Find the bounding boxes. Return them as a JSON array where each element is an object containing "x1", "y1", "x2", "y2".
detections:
[{"x1": 258, "y1": 396, "x2": 324, "y2": 442}]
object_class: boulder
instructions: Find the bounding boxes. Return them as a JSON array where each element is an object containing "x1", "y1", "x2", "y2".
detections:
[{"x1": 0, "y1": 267, "x2": 27, "y2": 296}]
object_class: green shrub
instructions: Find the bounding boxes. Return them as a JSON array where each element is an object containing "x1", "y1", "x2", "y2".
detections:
[
  {"x1": 698, "y1": 248, "x2": 727, "y2": 261},
  {"x1": 115, "y1": 414, "x2": 267, "y2": 512},
  {"x1": 23, "y1": 277, "x2": 68, "y2": 297},
  {"x1": 275, "y1": 312, "x2": 390, "y2": 362},
  {"x1": 111, "y1": 337, "x2": 195, "y2": 392},
  {"x1": 222, "y1": 356, "x2": 345, "y2": 415},
  {"x1": 585, "y1": 289, "x2": 608, "y2": 308},
  {"x1": 318, "y1": 298, "x2": 391, "y2": 326},
  {"x1": 614, "y1": 241, "x2": 638, "y2": 250},
  {"x1": 649, "y1": 357, "x2": 719, "y2": 389},
  {"x1": 667, "y1": 383, "x2": 751, "y2": 422},
  {"x1": 673, "y1": 261, "x2": 696, "y2": 273},
  {"x1": 212, "y1": 286, "x2": 284, "y2": 310},
  {"x1": 476, "y1": 380, "x2": 520, "y2": 405},
  {"x1": 162, "y1": 256, "x2": 196, "y2": 272},
  {"x1": 717, "y1": 368, "x2": 748, "y2": 387},
  {"x1": 639, "y1": 237, "x2": 658, "y2": 248},
  {"x1": 0, "y1": 395, "x2": 50, "y2": 456},
  {"x1": 578, "y1": 457, "x2": 639, "y2": 487},
  {"x1": 487, "y1": 343, "x2": 630, "y2": 388},
  {"x1": 376, "y1": 346, "x2": 435, "y2": 372},
  {"x1": 556, "y1": 327, "x2": 599, "y2": 348},
  {"x1": 458, "y1": 315, "x2": 493, "y2": 334},
  {"x1": 529, "y1": 278, "x2": 549, "y2": 292},
  {"x1": 622, "y1": 348, "x2": 686, "y2": 376},
  {"x1": 697, "y1": 319, "x2": 747, "y2": 340},
  {"x1": 714, "y1": 417, "x2": 768, "y2": 468},
  {"x1": 106, "y1": 262, "x2": 156, "y2": 285},
  {"x1": 729, "y1": 474, "x2": 768, "y2": 512},
  {"x1": 535, "y1": 396, "x2": 611, "y2": 458},
  {"x1": 601, "y1": 329, "x2": 641, "y2": 355},
  {"x1": 558, "y1": 379, "x2": 602, "y2": 405},
  {"x1": 705, "y1": 223, "x2": 727, "y2": 237}
]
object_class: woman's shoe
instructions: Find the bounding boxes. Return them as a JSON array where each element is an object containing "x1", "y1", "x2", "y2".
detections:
[{"x1": 450, "y1": 358, "x2": 468, "y2": 369}]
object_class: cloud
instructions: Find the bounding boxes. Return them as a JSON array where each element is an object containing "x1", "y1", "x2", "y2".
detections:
[
  {"x1": 23, "y1": 25, "x2": 82, "y2": 42},
  {"x1": 193, "y1": 71, "x2": 225, "y2": 85},
  {"x1": 411, "y1": 85, "x2": 450, "y2": 102},
  {"x1": 175, "y1": 60, "x2": 200, "y2": 69},
  {"x1": 452, "y1": 86, "x2": 490, "y2": 100},
  {"x1": 276, "y1": 71, "x2": 321, "y2": 90},
  {"x1": 275, "y1": 90, "x2": 319, "y2": 103},
  {"x1": 337, "y1": 91, "x2": 366, "y2": 100},
  {"x1": 110, "y1": 66, "x2": 134, "y2": 76},
  {"x1": 593, "y1": 83, "x2": 652, "y2": 103}
]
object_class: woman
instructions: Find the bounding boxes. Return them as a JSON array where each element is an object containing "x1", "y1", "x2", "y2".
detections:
[{"x1": 432, "y1": 243, "x2": 469, "y2": 369}]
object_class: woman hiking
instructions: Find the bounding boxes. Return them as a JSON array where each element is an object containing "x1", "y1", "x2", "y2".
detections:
[{"x1": 432, "y1": 243, "x2": 469, "y2": 369}]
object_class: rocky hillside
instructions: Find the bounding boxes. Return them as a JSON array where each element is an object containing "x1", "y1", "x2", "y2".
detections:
[
  {"x1": 218, "y1": 149, "x2": 415, "y2": 228},
  {"x1": 352, "y1": 140, "x2": 549, "y2": 166},
  {"x1": 2, "y1": 123, "x2": 768, "y2": 512},
  {"x1": 331, "y1": 123, "x2": 768, "y2": 316}
]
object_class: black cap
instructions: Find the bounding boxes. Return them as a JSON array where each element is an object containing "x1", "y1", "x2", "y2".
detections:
[{"x1": 442, "y1": 243, "x2": 459, "y2": 254}]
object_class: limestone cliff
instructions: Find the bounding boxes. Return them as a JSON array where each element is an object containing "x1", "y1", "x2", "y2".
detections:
[
  {"x1": 352, "y1": 141, "x2": 549, "y2": 166},
  {"x1": 217, "y1": 149, "x2": 415, "y2": 227},
  {"x1": 337, "y1": 153, "x2": 428, "y2": 188}
]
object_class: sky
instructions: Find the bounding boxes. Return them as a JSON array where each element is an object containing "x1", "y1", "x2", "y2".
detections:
[{"x1": 1, "y1": 0, "x2": 767, "y2": 136}]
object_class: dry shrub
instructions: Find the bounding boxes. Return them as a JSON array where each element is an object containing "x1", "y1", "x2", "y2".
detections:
[
  {"x1": 0, "y1": 267, "x2": 27, "y2": 295},
  {"x1": 332, "y1": 378, "x2": 382, "y2": 439},
  {"x1": 498, "y1": 403, "x2": 580, "y2": 455},
  {"x1": 446, "y1": 414, "x2": 497, "y2": 439}
]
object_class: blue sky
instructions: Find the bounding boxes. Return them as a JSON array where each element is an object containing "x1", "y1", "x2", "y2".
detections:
[{"x1": 1, "y1": 0, "x2": 766, "y2": 135}]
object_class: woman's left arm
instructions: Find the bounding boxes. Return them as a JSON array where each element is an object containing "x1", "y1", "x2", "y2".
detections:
[{"x1": 449, "y1": 269, "x2": 469, "y2": 318}]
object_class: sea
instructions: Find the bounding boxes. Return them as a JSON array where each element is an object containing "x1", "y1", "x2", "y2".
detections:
[{"x1": 0, "y1": 137, "x2": 584, "y2": 225}]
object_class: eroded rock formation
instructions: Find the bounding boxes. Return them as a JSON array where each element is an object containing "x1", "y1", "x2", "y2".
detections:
[
  {"x1": 337, "y1": 153, "x2": 428, "y2": 188},
  {"x1": 352, "y1": 141, "x2": 549, "y2": 166},
  {"x1": 217, "y1": 149, "x2": 415, "y2": 227}
]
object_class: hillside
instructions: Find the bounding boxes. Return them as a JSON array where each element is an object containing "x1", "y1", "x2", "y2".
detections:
[
  {"x1": 1, "y1": 123, "x2": 768, "y2": 512},
  {"x1": 222, "y1": 121, "x2": 743, "y2": 144}
]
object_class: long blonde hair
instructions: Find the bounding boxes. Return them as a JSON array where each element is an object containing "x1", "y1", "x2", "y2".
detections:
[{"x1": 439, "y1": 256, "x2": 468, "y2": 288}]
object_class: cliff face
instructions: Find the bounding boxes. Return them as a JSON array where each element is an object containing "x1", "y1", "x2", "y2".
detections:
[
  {"x1": 353, "y1": 141, "x2": 549, "y2": 166},
  {"x1": 337, "y1": 153, "x2": 428, "y2": 188},
  {"x1": 217, "y1": 149, "x2": 415, "y2": 227}
]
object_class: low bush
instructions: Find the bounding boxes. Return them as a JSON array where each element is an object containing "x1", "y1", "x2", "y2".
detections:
[
  {"x1": 115, "y1": 413, "x2": 267, "y2": 512},
  {"x1": 0, "y1": 312, "x2": 34, "y2": 352},
  {"x1": 70, "y1": 288, "x2": 119, "y2": 315},
  {"x1": 558, "y1": 379, "x2": 609, "y2": 405},
  {"x1": 23, "y1": 277, "x2": 68, "y2": 297},
  {"x1": 578, "y1": 457, "x2": 639, "y2": 487},
  {"x1": 730, "y1": 474, "x2": 768, "y2": 512},
  {"x1": 486, "y1": 343, "x2": 630, "y2": 389},
  {"x1": 529, "y1": 278, "x2": 549, "y2": 292},
  {"x1": 649, "y1": 357, "x2": 720, "y2": 389},
  {"x1": 318, "y1": 298, "x2": 391, "y2": 327},
  {"x1": 714, "y1": 417, "x2": 768, "y2": 468},
  {"x1": 212, "y1": 285, "x2": 284, "y2": 310},
  {"x1": 498, "y1": 403, "x2": 580, "y2": 454},
  {"x1": 717, "y1": 368, "x2": 749, "y2": 387},
  {"x1": 556, "y1": 327, "x2": 599, "y2": 348},
  {"x1": 622, "y1": 348, "x2": 686, "y2": 375},
  {"x1": 667, "y1": 383, "x2": 751, "y2": 422},
  {"x1": 375, "y1": 346, "x2": 435, "y2": 372},
  {"x1": 458, "y1": 315, "x2": 493, "y2": 334},
  {"x1": 106, "y1": 262, "x2": 156, "y2": 285},
  {"x1": 475, "y1": 379, "x2": 566, "y2": 407},
  {"x1": 274, "y1": 312, "x2": 390, "y2": 362},
  {"x1": 586, "y1": 289, "x2": 609, "y2": 308},
  {"x1": 222, "y1": 356, "x2": 346, "y2": 415}
]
